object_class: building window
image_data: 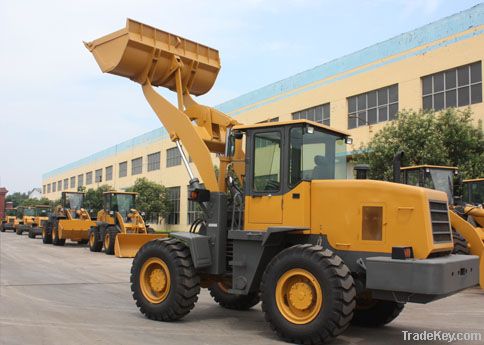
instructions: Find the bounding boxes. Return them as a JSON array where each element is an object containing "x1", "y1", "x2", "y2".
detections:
[
  {"x1": 132, "y1": 157, "x2": 143, "y2": 175},
  {"x1": 78, "y1": 174, "x2": 84, "y2": 188},
  {"x1": 167, "y1": 187, "x2": 180, "y2": 225},
  {"x1": 52, "y1": 182, "x2": 56, "y2": 192},
  {"x1": 348, "y1": 84, "x2": 398, "y2": 129},
  {"x1": 63, "y1": 178, "x2": 68, "y2": 189},
  {"x1": 95, "y1": 169, "x2": 102, "y2": 183},
  {"x1": 119, "y1": 161, "x2": 127, "y2": 178},
  {"x1": 43, "y1": 185, "x2": 46, "y2": 194},
  {"x1": 105, "y1": 166, "x2": 113, "y2": 181},
  {"x1": 58, "y1": 181, "x2": 62, "y2": 191},
  {"x1": 47, "y1": 184, "x2": 51, "y2": 193},
  {"x1": 292, "y1": 103, "x2": 330, "y2": 126},
  {"x1": 70, "y1": 176, "x2": 76, "y2": 189},
  {"x1": 187, "y1": 199, "x2": 203, "y2": 225},
  {"x1": 166, "y1": 147, "x2": 181, "y2": 167},
  {"x1": 422, "y1": 61, "x2": 482, "y2": 110},
  {"x1": 148, "y1": 152, "x2": 161, "y2": 172},
  {"x1": 86, "y1": 172, "x2": 93, "y2": 185}
]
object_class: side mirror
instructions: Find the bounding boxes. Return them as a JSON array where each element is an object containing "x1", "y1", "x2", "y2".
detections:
[{"x1": 141, "y1": 212, "x2": 146, "y2": 216}]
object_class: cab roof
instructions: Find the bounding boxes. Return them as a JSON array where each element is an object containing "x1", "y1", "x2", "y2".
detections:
[
  {"x1": 103, "y1": 191, "x2": 138, "y2": 196},
  {"x1": 463, "y1": 178, "x2": 484, "y2": 183},
  {"x1": 232, "y1": 119, "x2": 350, "y2": 137},
  {"x1": 400, "y1": 165, "x2": 458, "y2": 171}
]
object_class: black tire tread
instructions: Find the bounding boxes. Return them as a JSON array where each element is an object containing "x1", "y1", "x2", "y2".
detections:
[
  {"x1": 351, "y1": 299, "x2": 404, "y2": 327},
  {"x1": 208, "y1": 282, "x2": 260, "y2": 310},
  {"x1": 261, "y1": 244, "x2": 356, "y2": 345},
  {"x1": 104, "y1": 227, "x2": 119, "y2": 255},
  {"x1": 130, "y1": 238, "x2": 200, "y2": 321},
  {"x1": 452, "y1": 230, "x2": 470, "y2": 255},
  {"x1": 88, "y1": 227, "x2": 103, "y2": 252}
]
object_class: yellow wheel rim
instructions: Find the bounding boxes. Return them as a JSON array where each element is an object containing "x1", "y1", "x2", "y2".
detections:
[
  {"x1": 104, "y1": 233, "x2": 110, "y2": 249},
  {"x1": 140, "y1": 257, "x2": 171, "y2": 304},
  {"x1": 275, "y1": 268, "x2": 323, "y2": 325},
  {"x1": 51, "y1": 228, "x2": 56, "y2": 241},
  {"x1": 89, "y1": 232, "x2": 95, "y2": 247},
  {"x1": 42, "y1": 229, "x2": 45, "y2": 238}
]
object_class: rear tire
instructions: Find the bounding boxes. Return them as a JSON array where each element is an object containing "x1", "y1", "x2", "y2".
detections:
[
  {"x1": 104, "y1": 227, "x2": 118, "y2": 255},
  {"x1": 452, "y1": 230, "x2": 470, "y2": 255},
  {"x1": 131, "y1": 238, "x2": 200, "y2": 321},
  {"x1": 16, "y1": 226, "x2": 23, "y2": 235},
  {"x1": 0, "y1": 224, "x2": 5, "y2": 232},
  {"x1": 261, "y1": 245, "x2": 356, "y2": 344},
  {"x1": 208, "y1": 282, "x2": 260, "y2": 310},
  {"x1": 351, "y1": 298, "x2": 404, "y2": 327},
  {"x1": 88, "y1": 227, "x2": 102, "y2": 252}
]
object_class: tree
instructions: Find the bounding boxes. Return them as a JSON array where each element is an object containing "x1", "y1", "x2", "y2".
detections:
[
  {"x1": 126, "y1": 178, "x2": 170, "y2": 219},
  {"x1": 355, "y1": 108, "x2": 483, "y2": 180},
  {"x1": 19, "y1": 197, "x2": 54, "y2": 207},
  {"x1": 6, "y1": 192, "x2": 29, "y2": 207},
  {"x1": 84, "y1": 184, "x2": 112, "y2": 212}
]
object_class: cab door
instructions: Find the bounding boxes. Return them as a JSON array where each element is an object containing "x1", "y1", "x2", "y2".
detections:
[{"x1": 245, "y1": 129, "x2": 284, "y2": 229}]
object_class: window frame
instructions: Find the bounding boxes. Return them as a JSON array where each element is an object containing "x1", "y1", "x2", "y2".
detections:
[
  {"x1": 147, "y1": 152, "x2": 161, "y2": 172},
  {"x1": 131, "y1": 157, "x2": 143, "y2": 175}
]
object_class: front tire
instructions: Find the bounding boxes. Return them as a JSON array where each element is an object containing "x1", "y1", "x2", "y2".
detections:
[
  {"x1": 42, "y1": 226, "x2": 52, "y2": 244},
  {"x1": 103, "y1": 227, "x2": 118, "y2": 255},
  {"x1": 16, "y1": 226, "x2": 23, "y2": 235},
  {"x1": 28, "y1": 229, "x2": 36, "y2": 239},
  {"x1": 52, "y1": 221, "x2": 66, "y2": 246},
  {"x1": 88, "y1": 227, "x2": 102, "y2": 252},
  {"x1": 131, "y1": 238, "x2": 200, "y2": 321},
  {"x1": 261, "y1": 245, "x2": 356, "y2": 344},
  {"x1": 351, "y1": 298, "x2": 404, "y2": 327},
  {"x1": 208, "y1": 281, "x2": 260, "y2": 310}
]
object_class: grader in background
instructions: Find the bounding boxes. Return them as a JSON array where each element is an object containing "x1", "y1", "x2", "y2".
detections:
[
  {"x1": 88, "y1": 191, "x2": 165, "y2": 258},
  {"x1": 86, "y1": 19, "x2": 479, "y2": 344}
]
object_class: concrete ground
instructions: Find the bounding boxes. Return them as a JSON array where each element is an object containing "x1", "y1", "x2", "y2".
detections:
[{"x1": 0, "y1": 232, "x2": 483, "y2": 345}]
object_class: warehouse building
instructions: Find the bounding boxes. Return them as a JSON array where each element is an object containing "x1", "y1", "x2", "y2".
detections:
[{"x1": 42, "y1": 5, "x2": 484, "y2": 230}]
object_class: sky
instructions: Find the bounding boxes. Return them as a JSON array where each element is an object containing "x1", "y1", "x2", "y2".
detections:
[{"x1": 0, "y1": 0, "x2": 482, "y2": 193}]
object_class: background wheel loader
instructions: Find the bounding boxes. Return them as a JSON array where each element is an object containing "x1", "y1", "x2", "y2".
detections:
[
  {"x1": 0, "y1": 208, "x2": 17, "y2": 232},
  {"x1": 14, "y1": 206, "x2": 36, "y2": 235},
  {"x1": 86, "y1": 19, "x2": 480, "y2": 345},
  {"x1": 28, "y1": 205, "x2": 50, "y2": 238},
  {"x1": 88, "y1": 191, "x2": 165, "y2": 258},
  {"x1": 395, "y1": 160, "x2": 484, "y2": 289},
  {"x1": 42, "y1": 192, "x2": 96, "y2": 246},
  {"x1": 462, "y1": 178, "x2": 484, "y2": 228}
]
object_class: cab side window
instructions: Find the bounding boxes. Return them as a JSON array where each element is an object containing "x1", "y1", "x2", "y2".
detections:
[{"x1": 253, "y1": 132, "x2": 281, "y2": 192}]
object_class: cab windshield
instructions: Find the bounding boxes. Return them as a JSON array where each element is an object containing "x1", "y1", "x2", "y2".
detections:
[
  {"x1": 24, "y1": 208, "x2": 35, "y2": 216},
  {"x1": 35, "y1": 207, "x2": 49, "y2": 217},
  {"x1": 65, "y1": 193, "x2": 84, "y2": 210},
  {"x1": 289, "y1": 126, "x2": 347, "y2": 186},
  {"x1": 112, "y1": 194, "x2": 136, "y2": 219},
  {"x1": 6, "y1": 209, "x2": 16, "y2": 216},
  {"x1": 426, "y1": 169, "x2": 454, "y2": 203},
  {"x1": 464, "y1": 180, "x2": 484, "y2": 205}
]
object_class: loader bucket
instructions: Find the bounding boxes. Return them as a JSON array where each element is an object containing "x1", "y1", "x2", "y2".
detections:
[
  {"x1": 84, "y1": 19, "x2": 221, "y2": 96},
  {"x1": 114, "y1": 233, "x2": 168, "y2": 258}
]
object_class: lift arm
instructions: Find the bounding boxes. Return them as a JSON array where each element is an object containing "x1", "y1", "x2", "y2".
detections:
[{"x1": 85, "y1": 19, "x2": 245, "y2": 193}]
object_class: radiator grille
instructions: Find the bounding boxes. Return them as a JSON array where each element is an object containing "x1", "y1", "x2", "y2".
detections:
[{"x1": 429, "y1": 201, "x2": 452, "y2": 243}]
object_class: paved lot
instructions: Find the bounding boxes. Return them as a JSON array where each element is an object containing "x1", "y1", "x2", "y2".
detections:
[{"x1": 0, "y1": 232, "x2": 483, "y2": 345}]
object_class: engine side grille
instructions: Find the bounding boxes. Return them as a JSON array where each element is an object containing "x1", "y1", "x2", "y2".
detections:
[{"x1": 429, "y1": 201, "x2": 452, "y2": 243}]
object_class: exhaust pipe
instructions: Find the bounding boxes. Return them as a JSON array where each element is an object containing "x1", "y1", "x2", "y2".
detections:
[{"x1": 393, "y1": 151, "x2": 405, "y2": 183}]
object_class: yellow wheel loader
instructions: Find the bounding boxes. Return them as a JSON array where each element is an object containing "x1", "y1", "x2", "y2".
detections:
[
  {"x1": 1, "y1": 208, "x2": 17, "y2": 232},
  {"x1": 88, "y1": 191, "x2": 166, "y2": 258},
  {"x1": 14, "y1": 206, "x2": 36, "y2": 235},
  {"x1": 28, "y1": 205, "x2": 50, "y2": 239},
  {"x1": 42, "y1": 192, "x2": 96, "y2": 246},
  {"x1": 86, "y1": 20, "x2": 479, "y2": 344},
  {"x1": 397, "y1": 162, "x2": 484, "y2": 288}
]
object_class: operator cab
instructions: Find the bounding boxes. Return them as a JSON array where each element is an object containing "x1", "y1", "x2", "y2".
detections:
[
  {"x1": 400, "y1": 165, "x2": 459, "y2": 204},
  {"x1": 462, "y1": 178, "x2": 484, "y2": 205},
  {"x1": 62, "y1": 192, "x2": 85, "y2": 218},
  {"x1": 230, "y1": 119, "x2": 351, "y2": 229},
  {"x1": 103, "y1": 192, "x2": 137, "y2": 222}
]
